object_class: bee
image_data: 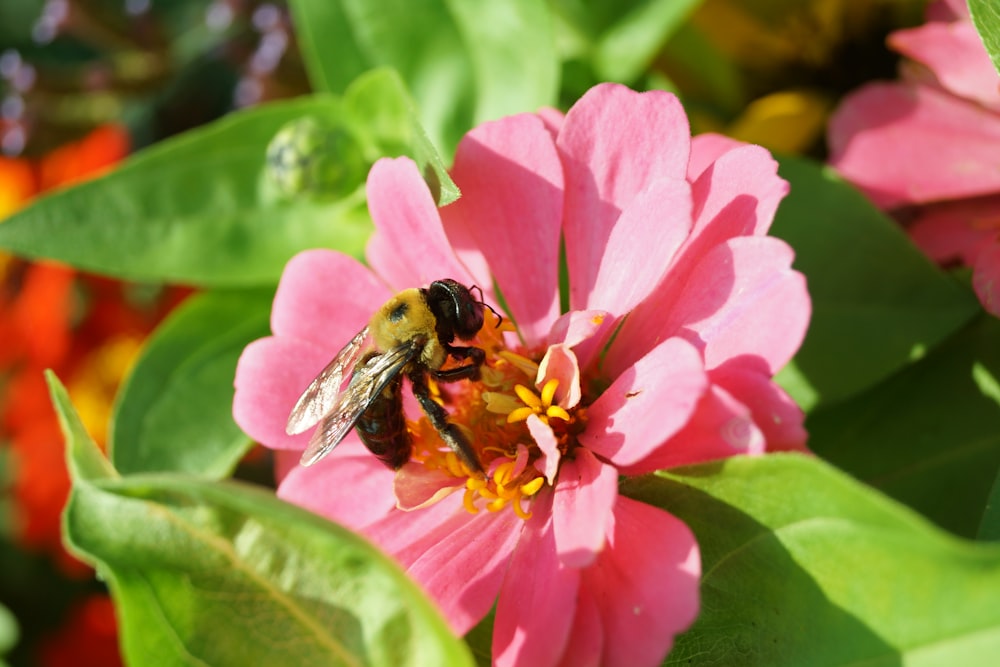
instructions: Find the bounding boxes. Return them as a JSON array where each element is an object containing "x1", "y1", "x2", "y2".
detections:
[{"x1": 285, "y1": 279, "x2": 493, "y2": 474}]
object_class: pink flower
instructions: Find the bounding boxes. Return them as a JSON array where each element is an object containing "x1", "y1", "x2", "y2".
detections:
[
  {"x1": 234, "y1": 83, "x2": 810, "y2": 667},
  {"x1": 828, "y1": 0, "x2": 1000, "y2": 316}
]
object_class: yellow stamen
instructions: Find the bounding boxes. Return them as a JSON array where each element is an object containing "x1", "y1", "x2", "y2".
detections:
[
  {"x1": 514, "y1": 384, "x2": 541, "y2": 409},
  {"x1": 494, "y1": 460, "x2": 514, "y2": 486},
  {"x1": 507, "y1": 406, "x2": 536, "y2": 423},
  {"x1": 520, "y1": 476, "x2": 545, "y2": 496},
  {"x1": 444, "y1": 452, "x2": 465, "y2": 478},
  {"x1": 546, "y1": 405, "x2": 571, "y2": 422},
  {"x1": 482, "y1": 391, "x2": 523, "y2": 415},
  {"x1": 487, "y1": 498, "x2": 507, "y2": 512},
  {"x1": 513, "y1": 499, "x2": 532, "y2": 520},
  {"x1": 498, "y1": 350, "x2": 540, "y2": 378},
  {"x1": 463, "y1": 488, "x2": 480, "y2": 514},
  {"x1": 496, "y1": 484, "x2": 519, "y2": 501},
  {"x1": 540, "y1": 378, "x2": 559, "y2": 406}
]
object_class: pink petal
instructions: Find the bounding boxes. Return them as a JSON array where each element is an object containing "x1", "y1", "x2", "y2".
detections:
[
  {"x1": 687, "y1": 132, "x2": 746, "y2": 181},
  {"x1": 547, "y1": 309, "x2": 611, "y2": 348},
  {"x1": 582, "y1": 177, "x2": 693, "y2": 315},
  {"x1": 908, "y1": 197, "x2": 1000, "y2": 265},
  {"x1": 536, "y1": 106, "x2": 565, "y2": 137},
  {"x1": 547, "y1": 309, "x2": 614, "y2": 372},
  {"x1": 710, "y1": 360, "x2": 809, "y2": 453},
  {"x1": 890, "y1": 21, "x2": 1000, "y2": 111},
  {"x1": 558, "y1": 83, "x2": 691, "y2": 310},
  {"x1": 829, "y1": 83, "x2": 1000, "y2": 209},
  {"x1": 276, "y1": 440, "x2": 397, "y2": 530},
  {"x1": 626, "y1": 145, "x2": 789, "y2": 342},
  {"x1": 363, "y1": 493, "x2": 472, "y2": 567},
  {"x1": 582, "y1": 496, "x2": 700, "y2": 667},
  {"x1": 636, "y1": 145, "x2": 791, "y2": 347},
  {"x1": 661, "y1": 236, "x2": 810, "y2": 374},
  {"x1": 441, "y1": 113, "x2": 564, "y2": 346},
  {"x1": 630, "y1": 383, "x2": 765, "y2": 473},
  {"x1": 552, "y1": 449, "x2": 617, "y2": 567},
  {"x1": 974, "y1": 241, "x2": 1000, "y2": 317},
  {"x1": 687, "y1": 143, "x2": 788, "y2": 244},
  {"x1": 427, "y1": 208, "x2": 495, "y2": 308},
  {"x1": 527, "y1": 414, "x2": 561, "y2": 485},
  {"x1": 537, "y1": 344, "x2": 582, "y2": 409},
  {"x1": 602, "y1": 156, "x2": 795, "y2": 378},
  {"x1": 407, "y1": 504, "x2": 525, "y2": 635},
  {"x1": 233, "y1": 336, "x2": 334, "y2": 451},
  {"x1": 581, "y1": 337, "x2": 707, "y2": 470},
  {"x1": 393, "y1": 462, "x2": 465, "y2": 510},
  {"x1": 364, "y1": 157, "x2": 476, "y2": 290},
  {"x1": 271, "y1": 249, "x2": 390, "y2": 348},
  {"x1": 494, "y1": 491, "x2": 579, "y2": 667},
  {"x1": 361, "y1": 498, "x2": 523, "y2": 638},
  {"x1": 555, "y1": 587, "x2": 603, "y2": 667},
  {"x1": 364, "y1": 230, "x2": 417, "y2": 294}
]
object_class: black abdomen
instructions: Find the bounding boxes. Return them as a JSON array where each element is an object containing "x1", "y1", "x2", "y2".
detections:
[{"x1": 355, "y1": 378, "x2": 412, "y2": 469}]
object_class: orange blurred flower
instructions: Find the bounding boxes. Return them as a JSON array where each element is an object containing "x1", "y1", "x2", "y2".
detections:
[
  {"x1": 35, "y1": 594, "x2": 123, "y2": 667},
  {"x1": 38, "y1": 126, "x2": 129, "y2": 192},
  {"x1": 0, "y1": 125, "x2": 184, "y2": 578}
]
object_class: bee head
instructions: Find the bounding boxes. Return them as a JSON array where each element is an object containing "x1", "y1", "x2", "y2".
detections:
[{"x1": 427, "y1": 279, "x2": 487, "y2": 341}]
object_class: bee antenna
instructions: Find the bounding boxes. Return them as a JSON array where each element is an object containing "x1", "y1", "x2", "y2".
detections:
[{"x1": 470, "y1": 285, "x2": 503, "y2": 328}]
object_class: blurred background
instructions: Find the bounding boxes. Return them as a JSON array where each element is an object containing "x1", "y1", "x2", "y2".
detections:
[{"x1": 0, "y1": 0, "x2": 928, "y2": 664}]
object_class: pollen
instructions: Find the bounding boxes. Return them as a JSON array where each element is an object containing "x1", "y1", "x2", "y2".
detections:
[{"x1": 397, "y1": 319, "x2": 586, "y2": 522}]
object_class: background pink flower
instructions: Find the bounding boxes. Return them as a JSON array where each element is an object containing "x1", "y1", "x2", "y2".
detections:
[
  {"x1": 234, "y1": 83, "x2": 810, "y2": 666},
  {"x1": 828, "y1": 0, "x2": 1000, "y2": 316}
]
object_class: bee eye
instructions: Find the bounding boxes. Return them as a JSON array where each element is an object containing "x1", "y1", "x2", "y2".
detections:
[
  {"x1": 463, "y1": 301, "x2": 484, "y2": 333},
  {"x1": 449, "y1": 288, "x2": 483, "y2": 336}
]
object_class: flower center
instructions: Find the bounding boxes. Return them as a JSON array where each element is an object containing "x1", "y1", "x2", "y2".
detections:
[{"x1": 400, "y1": 311, "x2": 587, "y2": 520}]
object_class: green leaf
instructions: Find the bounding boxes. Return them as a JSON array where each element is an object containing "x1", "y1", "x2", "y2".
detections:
[
  {"x1": 65, "y1": 476, "x2": 474, "y2": 667},
  {"x1": 807, "y1": 314, "x2": 1000, "y2": 539},
  {"x1": 0, "y1": 74, "x2": 459, "y2": 285},
  {"x1": 771, "y1": 156, "x2": 980, "y2": 410},
  {"x1": 593, "y1": 0, "x2": 704, "y2": 83},
  {"x1": 658, "y1": 19, "x2": 745, "y2": 113},
  {"x1": 47, "y1": 370, "x2": 117, "y2": 483},
  {"x1": 111, "y1": 289, "x2": 273, "y2": 477},
  {"x1": 0, "y1": 603, "x2": 16, "y2": 659},
  {"x1": 289, "y1": 0, "x2": 558, "y2": 155},
  {"x1": 52, "y1": 374, "x2": 474, "y2": 667},
  {"x1": 620, "y1": 454, "x2": 1000, "y2": 666},
  {"x1": 981, "y1": 468, "x2": 1000, "y2": 541},
  {"x1": 969, "y1": 0, "x2": 1000, "y2": 76},
  {"x1": 463, "y1": 607, "x2": 494, "y2": 667},
  {"x1": 0, "y1": 96, "x2": 372, "y2": 287},
  {"x1": 344, "y1": 69, "x2": 460, "y2": 205}
]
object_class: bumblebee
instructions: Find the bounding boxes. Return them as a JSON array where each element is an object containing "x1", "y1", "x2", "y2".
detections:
[{"x1": 285, "y1": 279, "x2": 491, "y2": 474}]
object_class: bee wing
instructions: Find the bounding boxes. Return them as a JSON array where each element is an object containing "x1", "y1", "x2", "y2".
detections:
[
  {"x1": 299, "y1": 341, "x2": 419, "y2": 467},
  {"x1": 285, "y1": 327, "x2": 371, "y2": 436}
]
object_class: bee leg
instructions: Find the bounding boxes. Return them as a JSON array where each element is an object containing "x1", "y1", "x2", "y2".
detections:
[
  {"x1": 431, "y1": 363, "x2": 481, "y2": 383},
  {"x1": 409, "y1": 369, "x2": 484, "y2": 474},
  {"x1": 445, "y1": 343, "x2": 485, "y2": 365},
  {"x1": 435, "y1": 344, "x2": 485, "y2": 382}
]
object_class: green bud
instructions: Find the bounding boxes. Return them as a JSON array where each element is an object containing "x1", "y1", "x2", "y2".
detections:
[{"x1": 265, "y1": 116, "x2": 367, "y2": 198}]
